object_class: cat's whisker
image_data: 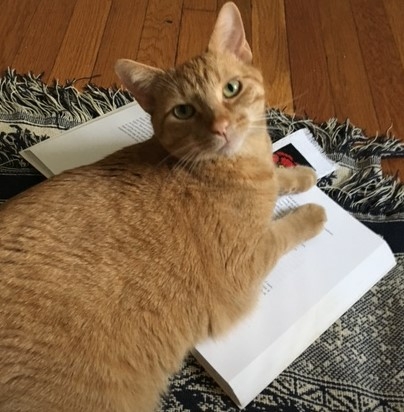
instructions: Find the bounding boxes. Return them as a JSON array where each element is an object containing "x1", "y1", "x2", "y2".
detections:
[
  {"x1": 171, "y1": 144, "x2": 199, "y2": 168},
  {"x1": 151, "y1": 142, "x2": 201, "y2": 203},
  {"x1": 168, "y1": 149, "x2": 203, "y2": 190},
  {"x1": 249, "y1": 125, "x2": 268, "y2": 132},
  {"x1": 188, "y1": 150, "x2": 203, "y2": 176},
  {"x1": 183, "y1": 148, "x2": 204, "y2": 175},
  {"x1": 250, "y1": 113, "x2": 270, "y2": 120},
  {"x1": 268, "y1": 89, "x2": 309, "y2": 112},
  {"x1": 249, "y1": 119, "x2": 270, "y2": 129},
  {"x1": 156, "y1": 141, "x2": 199, "y2": 172},
  {"x1": 170, "y1": 146, "x2": 201, "y2": 181}
]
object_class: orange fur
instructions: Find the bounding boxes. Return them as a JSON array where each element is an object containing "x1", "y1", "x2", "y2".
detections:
[{"x1": 0, "y1": 3, "x2": 326, "y2": 411}]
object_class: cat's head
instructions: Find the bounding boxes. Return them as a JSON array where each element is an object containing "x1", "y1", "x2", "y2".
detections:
[{"x1": 115, "y1": 2, "x2": 267, "y2": 162}]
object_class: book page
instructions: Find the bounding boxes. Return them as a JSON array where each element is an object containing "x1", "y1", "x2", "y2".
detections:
[
  {"x1": 272, "y1": 129, "x2": 336, "y2": 178},
  {"x1": 195, "y1": 186, "x2": 394, "y2": 383},
  {"x1": 21, "y1": 102, "x2": 153, "y2": 177}
]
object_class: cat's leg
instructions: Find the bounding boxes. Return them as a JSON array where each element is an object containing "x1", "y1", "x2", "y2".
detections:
[
  {"x1": 270, "y1": 203, "x2": 326, "y2": 255},
  {"x1": 275, "y1": 166, "x2": 317, "y2": 196},
  {"x1": 255, "y1": 203, "x2": 326, "y2": 275}
]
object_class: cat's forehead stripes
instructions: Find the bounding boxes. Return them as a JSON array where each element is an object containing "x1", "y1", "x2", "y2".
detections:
[
  {"x1": 162, "y1": 52, "x2": 263, "y2": 105},
  {"x1": 166, "y1": 54, "x2": 222, "y2": 98},
  {"x1": 181, "y1": 54, "x2": 221, "y2": 85}
]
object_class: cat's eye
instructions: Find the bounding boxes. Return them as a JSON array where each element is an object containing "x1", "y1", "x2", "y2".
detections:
[
  {"x1": 223, "y1": 80, "x2": 241, "y2": 98},
  {"x1": 172, "y1": 104, "x2": 196, "y2": 120}
]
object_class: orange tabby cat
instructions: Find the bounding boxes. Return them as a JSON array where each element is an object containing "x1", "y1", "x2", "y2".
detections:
[{"x1": 0, "y1": 3, "x2": 326, "y2": 411}]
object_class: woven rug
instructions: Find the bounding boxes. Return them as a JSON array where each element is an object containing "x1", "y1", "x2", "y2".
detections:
[{"x1": 1, "y1": 69, "x2": 403, "y2": 412}]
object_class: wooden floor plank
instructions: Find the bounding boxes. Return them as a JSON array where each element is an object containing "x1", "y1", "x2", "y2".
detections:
[
  {"x1": 317, "y1": 0, "x2": 379, "y2": 133},
  {"x1": 382, "y1": 158, "x2": 404, "y2": 180},
  {"x1": 93, "y1": 0, "x2": 148, "y2": 87},
  {"x1": 351, "y1": 0, "x2": 404, "y2": 138},
  {"x1": 184, "y1": 0, "x2": 217, "y2": 11},
  {"x1": 11, "y1": 0, "x2": 77, "y2": 83},
  {"x1": 384, "y1": 0, "x2": 404, "y2": 72},
  {"x1": 285, "y1": 0, "x2": 335, "y2": 122},
  {"x1": 49, "y1": 0, "x2": 112, "y2": 84},
  {"x1": 0, "y1": 0, "x2": 40, "y2": 73},
  {"x1": 136, "y1": 0, "x2": 183, "y2": 69},
  {"x1": 252, "y1": 0, "x2": 293, "y2": 113},
  {"x1": 176, "y1": 9, "x2": 216, "y2": 65},
  {"x1": 382, "y1": 0, "x2": 404, "y2": 178}
]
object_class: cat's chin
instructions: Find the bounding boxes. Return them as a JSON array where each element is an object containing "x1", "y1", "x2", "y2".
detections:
[
  {"x1": 216, "y1": 140, "x2": 243, "y2": 157},
  {"x1": 212, "y1": 131, "x2": 245, "y2": 157}
]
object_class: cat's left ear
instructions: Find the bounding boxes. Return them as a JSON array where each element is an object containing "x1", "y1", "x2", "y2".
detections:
[
  {"x1": 115, "y1": 59, "x2": 164, "y2": 114},
  {"x1": 208, "y1": 2, "x2": 252, "y2": 63}
]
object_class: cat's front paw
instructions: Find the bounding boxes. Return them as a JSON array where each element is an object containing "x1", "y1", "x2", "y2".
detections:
[
  {"x1": 276, "y1": 166, "x2": 317, "y2": 195},
  {"x1": 295, "y1": 203, "x2": 327, "y2": 238},
  {"x1": 294, "y1": 166, "x2": 317, "y2": 193}
]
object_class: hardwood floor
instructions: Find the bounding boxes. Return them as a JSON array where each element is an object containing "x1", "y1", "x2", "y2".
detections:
[{"x1": 1, "y1": 0, "x2": 403, "y2": 177}]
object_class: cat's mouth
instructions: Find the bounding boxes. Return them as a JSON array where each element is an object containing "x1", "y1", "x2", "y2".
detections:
[{"x1": 215, "y1": 131, "x2": 244, "y2": 156}]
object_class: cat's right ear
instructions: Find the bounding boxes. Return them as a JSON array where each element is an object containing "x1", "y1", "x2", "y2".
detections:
[{"x1": 115, "y1": 59, "x2": 163, "y2": 114}]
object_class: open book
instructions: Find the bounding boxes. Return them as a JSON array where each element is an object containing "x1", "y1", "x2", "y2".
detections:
[
  {"x1": 20, "y1": 103, "x2": 396, "y2": 409},
  {"x1": 193, "y1": 186, "x2": 395, "y2": 408},
  {"x1": 21, "y1": 102, "x2": 153, "y2": 177}
]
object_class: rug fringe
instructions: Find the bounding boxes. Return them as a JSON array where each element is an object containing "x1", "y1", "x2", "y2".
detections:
[
  {"x1": 0, "y1": 68, "x2": 132, "y2": 129},
  {"x1": 323, "y1": 168, "x2": 404, "y2": 215},
  {"x1": 267, "y1": 108, "x2": 404, "y2": 160}
]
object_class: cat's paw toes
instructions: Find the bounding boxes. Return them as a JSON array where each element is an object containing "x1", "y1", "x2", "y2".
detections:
[
  {"x1": 297, "y1": 203, "x2": 327, "y2": 236},
  {"x1": 277, "y1": 166, "x2": 317, "y2": 195},
  {"x1": 294, "y1": 166, "x2": 317, "y2": 193}
]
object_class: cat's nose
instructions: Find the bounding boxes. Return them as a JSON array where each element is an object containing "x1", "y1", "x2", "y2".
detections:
[{"x1": 211, "y1": 118, "x2": 229, "y2": 138}]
